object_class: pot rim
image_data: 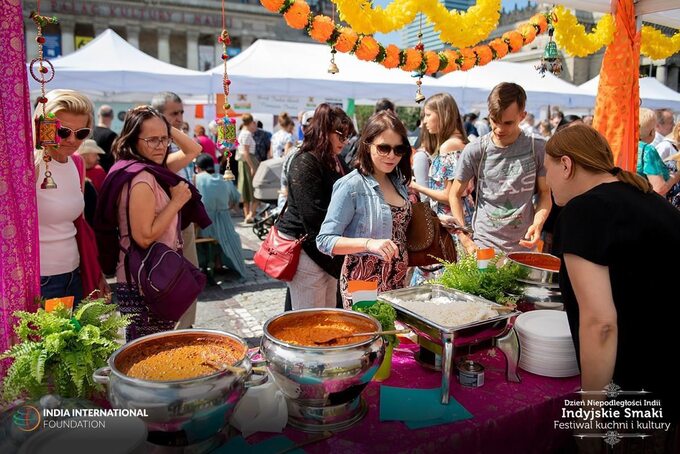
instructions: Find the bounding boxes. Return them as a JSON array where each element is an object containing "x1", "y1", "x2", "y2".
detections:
[
  {"x1": 105, "y1": 329, "x2": 250, "y2": 387},
  {"x1": 262, "y1": 308, "x2": 382, "y2": 351},
  {"x1": 506, "y1": 251, "x2": 561, "y2": 274}
]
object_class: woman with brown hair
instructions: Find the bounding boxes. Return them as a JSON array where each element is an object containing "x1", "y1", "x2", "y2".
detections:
[
  {"x1": 276, "y1": 103, "x2": 355, "y2": 309},
  {"x1": 317, "y1": 111, "x2": 412, "y2": 307},
  {"x1": 271, "y1": 112, "x2": 296, "y2": 159},
  {"x1": 546, "y1": 124, "x2": 680, "y2": 427}
]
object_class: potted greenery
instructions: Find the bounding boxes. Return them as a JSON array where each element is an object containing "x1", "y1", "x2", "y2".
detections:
[
  {"x1": 0, "y1": 296, "x2": 131, "y2": 401},
  {"x1": 435, "y1": 254, "x2": 529, "y2": 305},
  {"x1": 353, "y1": 300, "x2": 398, "y2": 381}
]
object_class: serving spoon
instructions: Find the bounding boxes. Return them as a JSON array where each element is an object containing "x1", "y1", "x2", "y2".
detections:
[{"x1": 313, "y1": 328, "x2": 411, "y2": 346}]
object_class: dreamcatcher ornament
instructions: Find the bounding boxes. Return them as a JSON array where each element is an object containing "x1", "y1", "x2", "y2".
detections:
[
  {"x1": 29, "y1": 10, "x2": 59, "y2": 189},
  {"x1": 216, "y1": 10, "x2": 237, "y2": 181}
]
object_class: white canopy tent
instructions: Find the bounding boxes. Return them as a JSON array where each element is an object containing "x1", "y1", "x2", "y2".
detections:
[
  {"x1": 28, "y1": 29, "x2": 212, "y2": 96},
  {"x1": 208, "y1": 39, "x2": 471, "y2": 105},
  {"x1": 580, "y1": 75, "x2": 680, "y2": 110},
  {"x1": 428, "y1": 61, "x2": 595, "y2": 113}
]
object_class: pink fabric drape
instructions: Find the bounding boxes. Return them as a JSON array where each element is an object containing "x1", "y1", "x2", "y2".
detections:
[{"x1": 0, "y1": 0, "x2": 40, "y2": 377}]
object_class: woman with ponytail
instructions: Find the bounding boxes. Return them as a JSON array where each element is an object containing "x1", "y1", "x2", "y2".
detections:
[{"x1": 546, "y1": 124, "x2": 680, "y2": 429}]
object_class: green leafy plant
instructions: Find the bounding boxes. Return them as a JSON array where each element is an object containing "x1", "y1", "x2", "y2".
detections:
[
  {"x1": 435, "y1": 254, "x2": 529, "y2": 305},
  {"x1": 353, "y1": 301, "x2": 399, "y2": 345},
  {"x1": 0, "y1": 297, "x2": 131, "y2": 401}
]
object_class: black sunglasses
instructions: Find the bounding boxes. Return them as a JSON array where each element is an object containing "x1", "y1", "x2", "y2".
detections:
[
  {"x1": 57, "y1": 126, "x2": 91, "y2": 140},
  {"x1": 372, "y1": 142, "x2": 410, "y2": 157}
]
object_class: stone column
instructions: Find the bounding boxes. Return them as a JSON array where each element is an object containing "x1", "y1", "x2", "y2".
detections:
[
  {"x1": 214, "y1": 42, "x2": 223, "y2": 69},
  {"x1": 158, "y1": 28, "x2": 171, "y2": 63},
  {"x1": 24, "y1": 21, "x2": 39, "y2": 61},
  {"x1": 127, "y1": 25, "x2": 140, "y2": 49},
  {"x1": 667, "y1": 66, "x2": 679, "y2": 92},
  {"x1": 93, "y1": 21, "x2": 108, "y2": 37},
  {"x1": 655, "y1": 63, "x2": 667, "y2": 86},
  {"x1": 240, "y1": 34, "x2": 254, "y2": 49},
  {"x1": 60, "y1": 18, "x2": 75, "y2": 56},
  {"x1": 186, "y1": 30, "x2": 199, "y2": 70}
]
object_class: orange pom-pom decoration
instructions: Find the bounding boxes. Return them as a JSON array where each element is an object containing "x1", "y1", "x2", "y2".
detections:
[
  {"x1": 401, "y1": 48, "x2": 422, "y2": 71},
  {"x1": 489, "y1": 38, "x2": 509, "y2": 59},
  {"x1": 335, "y1": 27, "x2": 359, "y2": 53},
  {"x1": 529, "y1": 14, "x2": 548, "y2": 34},
  {"x1": 261, "y1": 0, "x2": 284, "y2": 13},
  {"x1": 424, "y1": 51, "x2": 440, "y2": 75},
  {"x1": 474, "y1": 45, "x2": 493, "y2": 66},
  {"x1": 355, "y1": 36, "x2": 380, "y2": 61},
  {"x1": 381, "y1": 44, "x2": 401, "y2": 68},
  {"x1": 459, "y1": 48, "x2": 476, "y2": 71},
  {"x1": 440, "y1": 50, "x2": 460, "y2": 73},
  {"x1": 518, "y1": 23, "x2": 537, "y2": 44},
  {"x1": 503, "y1": 31, "x2": 524, "y2": 53},
  {"x1": 309, "y1": 15, "x2": 335, "y2": 43},
  {"x1": 284, "y1": 0, "x2": 311, "y2": 30}
]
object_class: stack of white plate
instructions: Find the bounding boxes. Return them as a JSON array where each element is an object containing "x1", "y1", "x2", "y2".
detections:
[{"x1": 516, "y1": 310, "x2": 580, "y2": 378}]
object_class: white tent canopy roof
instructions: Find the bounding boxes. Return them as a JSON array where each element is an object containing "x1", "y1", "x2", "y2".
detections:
[
  {"x1": 580, "y1": 75, "x2": 680, "y2": 110},
  {"x1": 28, "y1": 29, "x2": 211, "y2": 95},
  {"x1": 428, "y1": 61, "x2": 595, "y2": 112},
  {"x1": 209, "y1": 39, "x2": 450, "y2": 104},
  {"x1": 556, "y1": 0, "x2": 680, "y2": 29}
]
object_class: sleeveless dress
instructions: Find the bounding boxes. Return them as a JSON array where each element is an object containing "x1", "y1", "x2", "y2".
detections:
[{"x1": 340, "y1": 203, "x2": 411, "y2": 308}]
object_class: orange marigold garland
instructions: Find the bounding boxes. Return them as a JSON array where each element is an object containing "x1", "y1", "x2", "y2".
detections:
[
  {"x1": 355, "y1": 35, "x2": 380, "y2": 61},
  {"x1": 503, "y1": 31, "x2": 525, "y2": 53},
  {"x1": 309, "y1": 15, "x2": 335, "y2": 43},
  {"x1": 283, "y1": 0, "x2": 310, "y2": 29},
  {"x1": 335, "y1": 27, "x2": 358, "y2": 53},
  {"x1": 401, "y1": 48, "x2": 422, "y2": 71},
  {"x1": 458, "y1": 48, "x2": 477, "y2": 71},
  {"x1": 261, "y1": 0, "x2": 284, "y2": 13},
  {"x1": 488, "y1": 38, "x2": 509, "y2": 59},
  {"x1": 381, "y1": 44, "x2": 401, "y2": 68},
  {"x1": 259, "y1": 0, "x2": 548, "y2": 75}
]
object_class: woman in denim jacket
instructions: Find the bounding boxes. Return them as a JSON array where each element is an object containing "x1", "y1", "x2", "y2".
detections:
[{"x1": 317, "y1": 111, "x2": 412, "y2": 307}]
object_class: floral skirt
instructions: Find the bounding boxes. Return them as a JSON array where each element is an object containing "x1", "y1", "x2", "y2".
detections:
[{"x1": 116, "y1": 282, "x2": 175, "y2": 342}]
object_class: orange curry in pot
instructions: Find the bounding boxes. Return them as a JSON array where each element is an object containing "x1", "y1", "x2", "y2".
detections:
[
  {"x1": 509, "y1": 252, "x2": 561, "y2": 273},
  {"x1": 117, "y1": 335, "x2": 246, "y2": 381},
  {"x1": 268, "y1": 312, "x2": 377, "y2": 347}
]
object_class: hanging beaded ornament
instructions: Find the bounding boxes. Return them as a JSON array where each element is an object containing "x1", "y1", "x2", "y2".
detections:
[
  {"x1": 535, "y1": 14, "x2": 562, "y2": 77},
  {"x1": 216, "y1": 5, "x2": 237, "y2": 181},
  {"x1": 414, "y1": 14, "x2": 426, "y2": 103},
  {"x1": 29, "y1": 10, "x2": 60, "y2": 189}
]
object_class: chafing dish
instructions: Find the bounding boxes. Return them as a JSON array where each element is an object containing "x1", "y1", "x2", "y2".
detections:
[{"x1": 379, "y1": 285, "x2": 521, "y2": 404}]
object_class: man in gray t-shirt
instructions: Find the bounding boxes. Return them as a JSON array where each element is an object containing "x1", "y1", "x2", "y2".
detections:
[{"x1": 449, "y1": 83, "x2": 552, "y2": 254}]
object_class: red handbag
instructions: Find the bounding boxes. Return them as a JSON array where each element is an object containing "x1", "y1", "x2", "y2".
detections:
[
  {"x1": 254, "y1": 225, "x2": 307, "y2": 282},
  {"x1": 253, "y1": 203, "x2": 307, "y2": 281}
]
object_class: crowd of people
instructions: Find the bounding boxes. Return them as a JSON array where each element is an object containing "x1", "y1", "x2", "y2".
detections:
[{"x1": 33, "y1": 84, "x2": 680, "y2": 432}]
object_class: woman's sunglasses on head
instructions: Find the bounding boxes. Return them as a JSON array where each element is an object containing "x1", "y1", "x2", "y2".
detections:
[{"x1": 57, "y1": 126, "x2": 91, "y2": 140}]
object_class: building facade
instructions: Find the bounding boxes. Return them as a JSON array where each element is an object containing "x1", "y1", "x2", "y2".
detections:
[
  {"x1": 402, "y1": 1, "x2": 475, "y2": 50},
  {"x1": 23, "y1": 0, "x2": 321, "y2": 71}
]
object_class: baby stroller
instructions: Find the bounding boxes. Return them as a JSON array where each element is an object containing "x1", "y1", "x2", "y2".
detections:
[{"x1": 252, "y1": 157, "x2": 284, "y2": 240}]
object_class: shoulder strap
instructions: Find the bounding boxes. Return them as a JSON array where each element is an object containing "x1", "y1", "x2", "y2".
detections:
[{"x1": 72, "y1": 154, "x2": 86, "y2": 192}]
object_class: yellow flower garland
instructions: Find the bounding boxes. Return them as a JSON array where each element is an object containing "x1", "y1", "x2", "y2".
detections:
[
  {"x1": 331, "y1": 0, "x2": 501, "y2": 48},
  {"x1": 552, "y1": 6, "x2": 615, "y2": 58},
  {"x1": 641, "y1": 26, "x2": 680, "y2": 60}
]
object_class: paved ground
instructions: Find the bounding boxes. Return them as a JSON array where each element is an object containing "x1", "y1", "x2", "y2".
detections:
[{"x1": 194, "y1": 213, "x2": 286, "y2": 339}]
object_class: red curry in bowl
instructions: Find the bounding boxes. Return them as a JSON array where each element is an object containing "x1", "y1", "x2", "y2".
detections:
[
  {"x1": 267, "y1": 311, "x2": 377, "y2": 347},
  {"x1": 507, "y1": 252, "x2": 561, "y2": 273}
]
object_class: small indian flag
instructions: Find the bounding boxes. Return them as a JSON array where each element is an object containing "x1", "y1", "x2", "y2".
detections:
[
  {"x1": 476, "y1": 248, "x2": 495, "y2": 270},
  {"x1": 348, "y1": 280, "x2": 378, "y2": 305}
]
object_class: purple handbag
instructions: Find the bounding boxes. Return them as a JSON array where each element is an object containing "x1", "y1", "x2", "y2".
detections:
[{"x1": 123, "y1": 187, "x2": 206, "y2": 321}]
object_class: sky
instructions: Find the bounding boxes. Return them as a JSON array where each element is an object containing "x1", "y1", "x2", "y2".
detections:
[{"x1": 372, "y1": 0, "x2": 531, "y2": 46}]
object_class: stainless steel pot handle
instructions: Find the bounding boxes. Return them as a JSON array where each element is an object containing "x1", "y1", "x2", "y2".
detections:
[{"x1": 93, "y1": 366, "x2": 112, "y2": 385}]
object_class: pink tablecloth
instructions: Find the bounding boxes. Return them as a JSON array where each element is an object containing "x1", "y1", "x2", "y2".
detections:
[{"x1": 250, "y1": 341, "x2": 580, "y2": 453}]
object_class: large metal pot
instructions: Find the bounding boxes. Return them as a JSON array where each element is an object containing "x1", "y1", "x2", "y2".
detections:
[
  {"x1": 93, "y1": 329, "x2": 264, "y2": 448},
  {"x1": 261, "y1": 308, "x2": 385, "y2": 432},
  {"x1": 507, "y1": 251, "x2": 560, "y2": 288}
]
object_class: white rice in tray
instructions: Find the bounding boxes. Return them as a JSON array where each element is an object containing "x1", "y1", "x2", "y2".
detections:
[{"x1": 396, "y1": 296, "x2": 499, "y2": 327}]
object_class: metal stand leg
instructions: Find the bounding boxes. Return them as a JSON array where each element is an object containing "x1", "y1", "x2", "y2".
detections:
[
  {"x1": 441, "y1": 333, "x2": 454, "y2": 404},
  {"x1": 495, "y1": 326, "x2": 521, "y2": 383}
]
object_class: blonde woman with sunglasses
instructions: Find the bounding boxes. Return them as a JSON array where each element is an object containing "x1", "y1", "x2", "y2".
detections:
[
  {"x1": 33, "y1": 90, "x2": 95, "y2": 305},
  {"x1": 317, "y1": 111, "x2": 413, "y2": 308}
]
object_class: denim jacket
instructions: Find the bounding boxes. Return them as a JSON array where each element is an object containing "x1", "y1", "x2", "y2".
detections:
[{"x1": 316, "y1": 169, "x2": 409, "y2": 256}]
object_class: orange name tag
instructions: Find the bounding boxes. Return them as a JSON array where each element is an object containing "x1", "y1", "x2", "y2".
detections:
[{"x1": 45, "y1": 296, "x2": 74, "y2": 313}]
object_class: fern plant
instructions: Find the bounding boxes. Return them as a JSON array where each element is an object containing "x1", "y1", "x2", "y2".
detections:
[{"x1": 0, "y1": 297, "x2": 132, "y2": 401}]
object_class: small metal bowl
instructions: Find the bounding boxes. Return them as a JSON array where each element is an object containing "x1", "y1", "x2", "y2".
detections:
[{"x1": 507, "y1": 252, "x2": 560, "y2": 288}]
